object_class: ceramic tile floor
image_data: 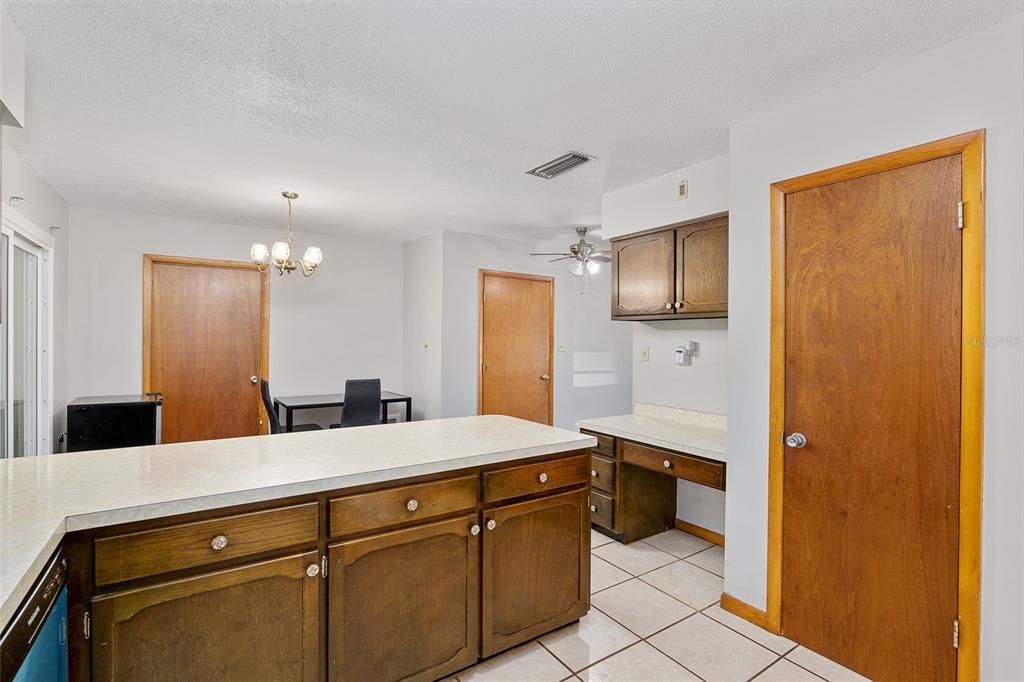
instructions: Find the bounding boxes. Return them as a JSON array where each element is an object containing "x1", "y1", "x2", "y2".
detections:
[{"x1": 448, "y1": 528, "x2": 871, "y2": 682}]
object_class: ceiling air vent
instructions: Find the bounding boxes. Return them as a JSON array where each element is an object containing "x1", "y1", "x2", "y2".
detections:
[{"x1": 526, "y1": 152, "x2": 593, "y2": 179}]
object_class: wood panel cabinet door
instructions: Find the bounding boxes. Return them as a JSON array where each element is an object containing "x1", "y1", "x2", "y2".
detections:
[
  {"x1": 328, "y1": 514, "x2": 480, "y2": 682},
  {"x1": 481, "y1": 488, "x2": 589, "y2": 656},
  {"x1": 91, "y1": 552, "x2": 320, "y2": 682},
  {"x1": 611, "y1": 229, "x2": 675, "y2": 316},
  {"x1": 675, "y1": 216, "x2": 728, "y2": 315}
]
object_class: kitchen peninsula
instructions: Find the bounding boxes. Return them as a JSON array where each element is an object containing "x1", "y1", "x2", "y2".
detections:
[{"x1": 0, "y1": 416, "x2": 595, "y2": 681}]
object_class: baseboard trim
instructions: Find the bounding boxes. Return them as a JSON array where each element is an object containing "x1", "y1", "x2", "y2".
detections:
[
  {"x1": 674, "y1": 518, "x2": 725, "y2": 547},
  {"x1": 720, "y1": 592, "x2": 778, "y2": 633}
]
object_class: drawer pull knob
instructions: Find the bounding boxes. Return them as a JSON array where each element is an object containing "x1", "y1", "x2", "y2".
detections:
[
  {"x1": 406, "y1": 499, "x2": 419, "y2": 512},
  {"x1": 210, "y1": 535, "x2": 228, "y2": 551},
  {"x1": 590, "y1": 505, "x2": 597, "y2": 512},
  {"x1": 306, "y1": 563, "x2": 320, "y2": 578},
  {"x1": 664, "y1": 302, "x2": 673, "y2": 310},
  {"x1": 663, "y1": 459, "x2": 671, "y2": 469},
  {"x1": 470, "y1": 524, "x2": 481, "y2": 536},
  {"x1": 486, "y1": 519, "x2": 497, "y2": 531},
  {"x1": 538, "y1": 472, "x2": 549, "y2": 483},
  {"x1": 591, "y1": 470, "x2": 598, "y2": 477}
]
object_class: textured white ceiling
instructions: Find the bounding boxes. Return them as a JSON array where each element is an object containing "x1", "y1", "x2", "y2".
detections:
[{"x1": 5, "y1": 1, "x2": 1021, "y2": 241}]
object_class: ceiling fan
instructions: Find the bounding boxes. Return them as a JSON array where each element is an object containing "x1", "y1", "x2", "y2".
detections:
[{"x1": 531, "y1": 226, "x2": 611, "y2": 276}]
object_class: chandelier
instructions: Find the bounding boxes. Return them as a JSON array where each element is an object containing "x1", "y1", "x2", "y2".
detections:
[{"x1": 250, "y1": 191, "x2": 323, "y2": 277}]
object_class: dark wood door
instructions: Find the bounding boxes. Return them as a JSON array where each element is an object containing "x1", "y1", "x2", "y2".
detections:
[
  {"x1": 611, "y1": 229, "x2": 675, "y2": 316},
  {"x1": 782, "y1": 155, "x2": 962, "y2": 680},
  {"x1": 479, "y1": 271, "x2": 553, "y2": 425},
  {"x1": 328, "y1": 514, "x2": 480, "y2": 682},
  {"x1": 91, "y1": 552, "x2": 320, "y2": 681},
  {"x1": 676, "y1": 216, "x2": 728, "y2": 315},
  {"x1": 482, "y1": 488, "x2": 589, "y2": 656},
  {"x1": 143, "y1": 255, "x2": 268, "y2": 443}
]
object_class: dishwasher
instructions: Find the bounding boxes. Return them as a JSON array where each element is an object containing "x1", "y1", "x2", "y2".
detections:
[{"x1": 0, "y1": 549, "x2": 69, "y2": 682}]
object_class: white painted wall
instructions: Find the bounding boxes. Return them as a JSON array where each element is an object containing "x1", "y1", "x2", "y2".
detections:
[
  {"x1": 1, "y1": 138, "x2": 69, "y2": 447},
  {"x1": 602, "y1": 154, "x2": 731, "y2": 532},
  {"x1": 402, "y1": 232, "x2": 443, "y2": 420},
  {"x1": 438, "y1": 230, "x2": 632, "y2": 429},
  {"x1": 67, "y1": 207, "x2": 405, "y2": 428},
  {"x1": 727, "y1": 15, "x2": 1024, "y2": 680}
]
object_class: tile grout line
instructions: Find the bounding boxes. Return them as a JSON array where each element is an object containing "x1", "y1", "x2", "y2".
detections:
[{"x1": 696, "y1": 601, "x2": 803, "y2": 659}]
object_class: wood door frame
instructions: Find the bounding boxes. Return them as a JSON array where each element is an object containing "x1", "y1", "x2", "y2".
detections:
[
  {"x1": 142, "y1": 254, "x2": 271, "y2": 432},
  {"x1": 477, "y1": 269, "x2": 555, "y2": 425},
  {"x1": 764, "y1": 130, "x2": 985, "y2": 680}
]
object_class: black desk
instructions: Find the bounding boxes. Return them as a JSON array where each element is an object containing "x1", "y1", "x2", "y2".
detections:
[{"x1": 273, "y1": 392, "x2": 412, "y2": 432}]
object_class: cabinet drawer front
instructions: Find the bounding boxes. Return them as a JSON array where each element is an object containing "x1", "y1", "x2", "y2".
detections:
[
  {"x1": 482, "y1": 454, "x2": 589, "y2": 504},
  {"x1": 94, "y1": 503, "x2": 320, "y2": 587},
  {"x1": 581, "y1": 430, "x2": 614, "y2": 457},
  {"x1": 590, "y1": 455, "x2": 616, "y2": 494},
  {"x1": 329, "y1": 475, "x2": 478, "y2": 537},
  {"x1": 589, "y1": 490, "x2": 615, "y2": 530},
  {"x1": 622, "y1": 441, "x2": 725, "y2": 490}
]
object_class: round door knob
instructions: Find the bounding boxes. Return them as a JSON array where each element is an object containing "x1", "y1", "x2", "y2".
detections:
[
  {"x1": 210, "y1": 535, "x2": 228, "y2": 551},
  {"x1": 249, "y1": 375, "x2": 259, "y2": 384},
  {"x1": 785, "y1": 432, "x2": 808, "y2": 448},
  {"x1": 664, "y1": 302, "x2": 673, "y2": 310},
  {"x1": 306, "y1": 563, "x2": 320, "y2": 578},
  {"x1": 590, "y1": 505, "x2": 597, "y2": 512},
  {"x1": 470, "y1": 524, "x2": 481, "y2": 536},
  {"x1": 406, "y1": 499, "x2": 419, "y2": 512},
  {"x1": 538, "y1": 472, "x2": 548, "y2": 483},
  {"x1": 591, "y1": 470, "x2": 598, "y2": 477},
  {"x1": 663, "y1": 459, "x2": 671, "y2": 469},
  {"x1": 486, "y1": 519, "x2": 496, "y2": 531},
  {"x1": 540, "y1": 374, "x2": 551, "y2": 381}
]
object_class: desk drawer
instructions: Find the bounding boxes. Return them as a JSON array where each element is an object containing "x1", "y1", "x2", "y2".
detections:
[
  {"x1": 589, "y1": 490, "x2": 615, "y2": 530},
  {"x1": 483, "y1": 454, "x2": 589, "y2": 503},
  {"x1": 581, "y1": 430, "x2": 614, "y2": 457},
  {"x1": 590, "y1": 455, "x2": 616, "y2": 494},
  {"x1": 622, "y1": 441, "x2": 725, "y2": 490},
  {"x1": 94, "y1": 502, "x2": 319, "y2": 586},
  {"x1": 330, "y1": 475, "x2": 478, "y2": 537}
]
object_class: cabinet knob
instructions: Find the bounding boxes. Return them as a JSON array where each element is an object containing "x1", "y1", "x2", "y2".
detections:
[
  {"x1": 663, "y1": 459, "x2": 672, "y2": 469},
  {"x1": 470, "y1": 524, "x2": 481, "y2": 536},
  {"x1": 591, "y1": 470, "x2": 598, "y2": 477},
  {"x1": 590, "y1": 505, "x2": 597, "y2": 512},
  {"x1": 486, "y1": 519, "x2": 497, "y2": 531},
  {"x1": 664, "y1": 302, "x2": 673, "y2": 310},
  {"x1": 538, "y1": 472, "x2": 548, "y2": 483},
  {"x1": 674, "y1": 302, "x2": 682, "y2": 309},
  {"x1": 210, "y1": 535, "x2": 228, "y2": 551},
  {"x1": 306, "y1": 563, "x2": 320, "y2": 578},
  {"x1": 406, "y1": 499, "x2": 419, "y2": 512}
]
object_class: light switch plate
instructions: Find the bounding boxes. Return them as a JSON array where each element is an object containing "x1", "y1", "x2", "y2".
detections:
[
  {"x1": 558, "y1": 343, "x2": 567, "y2": 352},
  {"x1": 640, "y1": 346, "x2": 650, "y2": 363}
]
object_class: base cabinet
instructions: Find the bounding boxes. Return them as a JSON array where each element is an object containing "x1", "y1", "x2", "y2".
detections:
[
  {"x1": 482, "y1": 488, "x2": 589, "y2": 656},
  {"x1": 328, "y1": 515, "x2": 481, "y2": 682},
  {"x1": 90, "y1": 552, "x2": 320, "y2": 682}
]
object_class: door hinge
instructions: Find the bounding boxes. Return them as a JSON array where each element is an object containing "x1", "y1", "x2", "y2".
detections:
[
  {"x1": 953, "y1": 618, "x2": 959, "y2": 648},
  {"x1": 321, "y1": 554, "x2": 328, "y2": 579},
  {"x1": 957, "y1": 201, "x2": 964, "y2": 229},
  {"x1": 83, "y1": 611, "x2": 91, "y2": 640}
]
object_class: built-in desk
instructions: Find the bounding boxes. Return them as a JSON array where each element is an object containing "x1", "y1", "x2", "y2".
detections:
[{"x1": 578, "y1": 408, "x2": 726, "y2": 543}]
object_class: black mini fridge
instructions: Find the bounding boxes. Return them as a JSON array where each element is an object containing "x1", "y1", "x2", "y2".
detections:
[{"x1": 66, "y1": 394, "x2": 162, "y2": 452}]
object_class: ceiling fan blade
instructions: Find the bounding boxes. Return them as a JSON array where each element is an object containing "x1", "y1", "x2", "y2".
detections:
[
  {"x1": 591, "y1": 254, "x2": 612, "y2": 263},
  {"x1": 548, "y1": 257, "x2": 573, "y2": 263},
  {"x1": 530, "y1": 252, "x2": 571, "y2": 256}
]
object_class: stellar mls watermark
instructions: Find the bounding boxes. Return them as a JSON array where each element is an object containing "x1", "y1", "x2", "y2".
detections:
[{"x1": 967, "y1": 336, "x2": 1023, "y2": 348}]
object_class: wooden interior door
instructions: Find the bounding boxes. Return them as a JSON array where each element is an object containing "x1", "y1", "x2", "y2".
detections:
[
  {"x1": 780, "y1": 155, "x2": 963, "y2": 680},
  {"x1": 478, "y1": 270, "x2": 553, "y2": 425},
  {"x1": 481, "y1": 488, "x2": 589, "y2": 656},
  {"x1": 143, "y1": 255, "x2": 268, "y2": 443},
  {"x1": 328, "y1": 515, "x2": 480, "y2": 682},
  {"x1": 91, "y1": 552, "x2": 320, "y2": 681},
  {"x1": 676, "y1": 215, "x2": 728, "y2": 315},
  {"x1": 611, "y1": 228, "x2": 675, "y2": 316}
]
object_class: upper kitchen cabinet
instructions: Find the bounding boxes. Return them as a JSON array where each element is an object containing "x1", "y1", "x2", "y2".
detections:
[{"x1": 611, "y1": 213, "x2": 728, "y2": 320}]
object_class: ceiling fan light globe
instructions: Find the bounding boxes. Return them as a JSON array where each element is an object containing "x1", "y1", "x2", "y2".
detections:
[
  {"x1": 586, "y1": 259, "x2": 601, "y2": 274},
  {"x1": 568, "y1": 260, "x2": 585, "y2": 276}
]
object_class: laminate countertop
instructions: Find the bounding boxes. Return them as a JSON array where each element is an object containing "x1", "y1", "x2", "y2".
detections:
[
  {"x1": 577, "y1": 405, "x2": 726, "y2": 463},
  {"x1": 0, "y1": 415, "x2": 595, "y2": 632}
]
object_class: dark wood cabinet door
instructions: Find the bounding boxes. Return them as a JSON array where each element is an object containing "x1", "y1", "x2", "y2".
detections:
[
  {"x1": 328, "y1": 514, "x2": 480, "y2": 682},
  {"x1": 675, "y1": 216, "x2": 728, "y2": 315},
  {"x1": 611, "y1": 229, "x2": 675, "y2": 317},
  {"x1": 91, "y1": 552, "x2": 320, "y2": 682},
  {"x1": 482, "y1": 488, "x2": 589, "y2": 656}
]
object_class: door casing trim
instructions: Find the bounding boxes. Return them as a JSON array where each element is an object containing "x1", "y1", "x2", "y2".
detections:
[
  {"x1": 142, "y1": 254, "x2": 271, "y2": 435},
  {"x1": 477, "y1": 269, "x2": 555, "y2": 425},
  {"x1": 766, "y1": 130, "x2": 985, "y2": 681}
]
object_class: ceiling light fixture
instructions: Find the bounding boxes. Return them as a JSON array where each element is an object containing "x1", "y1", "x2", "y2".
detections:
[
  {"x1": 250, "y1": 191, "x2": 323, "y2": 277},
  {"x1": 531, "y1": 227, "x2": 610, "y2": 277}
]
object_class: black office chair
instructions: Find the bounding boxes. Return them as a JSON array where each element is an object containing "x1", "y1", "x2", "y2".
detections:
[
  {"x1": 260, "y1": 379, "x2": 322, "y2": 434},
  {"x1": 330, "y1": 379, "x2": 382, "y2": 428}
]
